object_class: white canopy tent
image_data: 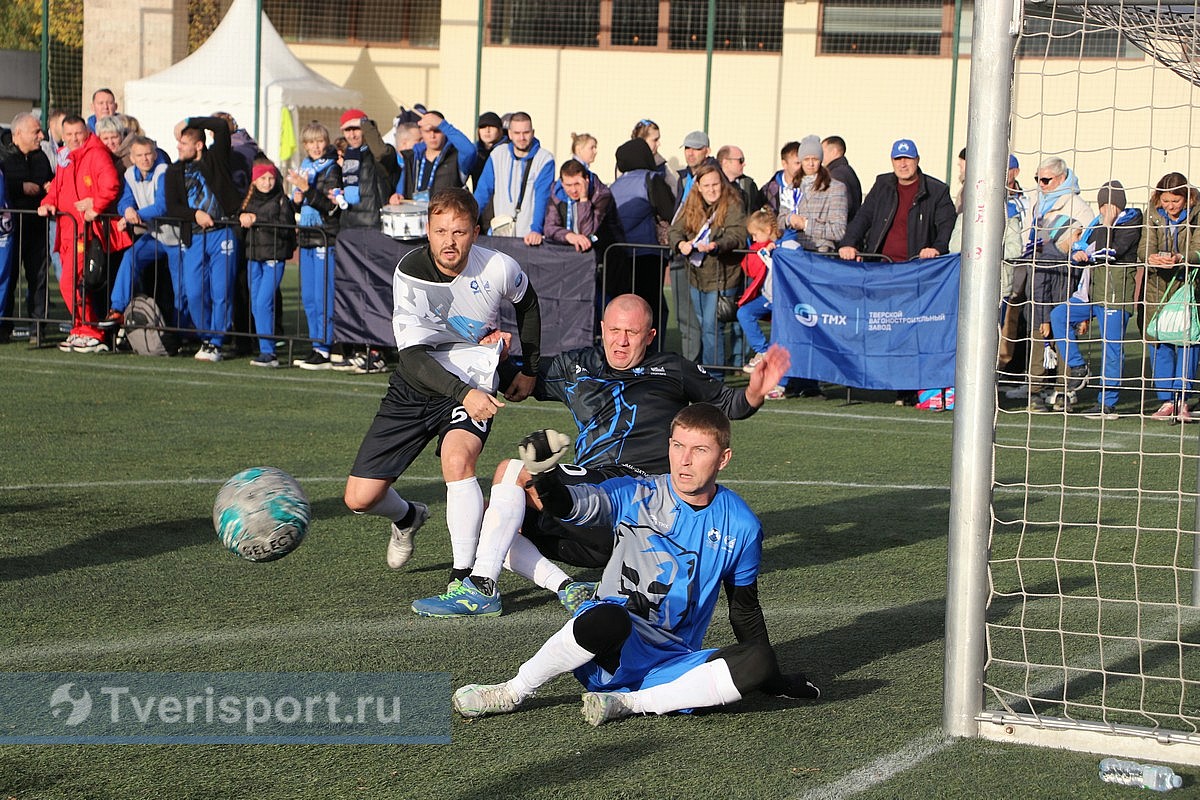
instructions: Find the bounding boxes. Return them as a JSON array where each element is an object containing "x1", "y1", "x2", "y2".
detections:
[{"x1": 124, "y1": 0, "x2": 361, "y2": 164}]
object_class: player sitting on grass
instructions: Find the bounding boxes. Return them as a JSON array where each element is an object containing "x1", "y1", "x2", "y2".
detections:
[
  {"x1": 452, "y1": 404, "x2": 819, "y2": 726},
  {"x1": 410, "y1": 294, "x2": 790, "y2": 619}
]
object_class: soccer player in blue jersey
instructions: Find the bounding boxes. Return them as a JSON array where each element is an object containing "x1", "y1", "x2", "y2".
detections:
[
  {"x1": 410, "y1": 294, "x2": 789, "y2": 618},
  {"x1": 452, "y1": 404, "x2": 818, "y2": 725}
]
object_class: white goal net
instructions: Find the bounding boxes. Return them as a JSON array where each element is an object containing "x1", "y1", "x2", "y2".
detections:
[{"x1": 974, "y1": 0, "x2": 1200, "y2": 762}]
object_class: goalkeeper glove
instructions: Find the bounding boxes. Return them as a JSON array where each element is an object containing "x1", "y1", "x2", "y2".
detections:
[{"x1": 518, "y1": 429, "x2": 571, "y2": 475}]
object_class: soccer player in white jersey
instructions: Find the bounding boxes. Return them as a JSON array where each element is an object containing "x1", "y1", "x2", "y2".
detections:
[
  {"x1": 453, "y1": 404, "x2": 819, "y2": 725},
  {"x1": 343, "y1": 188, "x2": 542, "y2": 597}
]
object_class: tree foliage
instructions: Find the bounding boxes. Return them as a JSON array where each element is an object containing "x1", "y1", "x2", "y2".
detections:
[{"x1": 0, "y1": 0, "x2": 83, "y2": 51}]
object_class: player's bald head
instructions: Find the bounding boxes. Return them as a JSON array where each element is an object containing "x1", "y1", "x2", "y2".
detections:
[{"x1": 603, "y1": 294, "x2": 653, "y2": 328}]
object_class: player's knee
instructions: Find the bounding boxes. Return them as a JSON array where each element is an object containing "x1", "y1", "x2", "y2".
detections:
[
  {"x1": 492, "y1": 458, "x2": 526, "y2": 487},
  {"x1": 439, "y1": 454, "x2": 476, "y2": 483},
  {"x1": 572, "y1": 603, "x2": 632, "y2": 654},
  {"x1": 713, "y1": 640, "x2": 777, "y2": 693},
  {"x1": 343, "y1": 482, "x2": 379, "y2": 514}
]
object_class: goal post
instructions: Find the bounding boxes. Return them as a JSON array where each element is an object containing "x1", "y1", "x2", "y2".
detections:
[
  {"x1": 945, "y1": 0, "x2": 1200, "y2": 764},
  {"x1": 943, "y1": 0, "x2": 1016, "y2": 740}
]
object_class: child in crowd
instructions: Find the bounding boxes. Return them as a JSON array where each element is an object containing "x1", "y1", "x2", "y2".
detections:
[
  {"x1": 239, "y1": 162, "x2": 296, "y2": 368},
  {"x1": 737, "y1": 209, "x2": 783, "y2": 397},
  {"x1": 287, "y1": 122, "x2": 343, "y2": 369},
  {"x1": 571, "y1": 132, "x2": 598, "y2": 169}
]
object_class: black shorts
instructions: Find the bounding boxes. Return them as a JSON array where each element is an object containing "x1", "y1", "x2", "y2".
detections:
[
  {"x1": 349, "y1": 376, "x2": 492, "y2": 480},
  {"x1": 522, "y1": 462, "x2": 648, "y2": 569}
]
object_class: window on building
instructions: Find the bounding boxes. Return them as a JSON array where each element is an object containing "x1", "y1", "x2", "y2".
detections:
[
  {"x1": 487, "y1": 0, "x2": 783, "y2": 51},
  {"x1": 820, "y1": 0, "x2": 1139, "y2": 59},
  {"x1": 265, "y1": 0, "x2": 441, "y2": 47},
  {"x1": 820, "y1": 0, "x2": 945, "y2": 55}
]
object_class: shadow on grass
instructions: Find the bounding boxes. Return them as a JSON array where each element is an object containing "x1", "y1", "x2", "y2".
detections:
[
  {"x1": 447, "y1": 738, "x2": 664, "y2": 800},
  {"x1": 757, "y1": 487, "x2": 954, "y2": 572},
  {"x1": 0, "y1": 516, "x2": 212, "y2": 582}
]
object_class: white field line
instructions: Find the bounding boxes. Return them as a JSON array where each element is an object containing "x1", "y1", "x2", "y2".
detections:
[
  {"x1": 790, "y1": 729, "x2": 952, "y2": 800},
  {"x1": 0, "y1": 475, "x2": 1184, "y2": 505},
  {"x1": 0, "y1": 604, "x2": 902, "y2": 666}
]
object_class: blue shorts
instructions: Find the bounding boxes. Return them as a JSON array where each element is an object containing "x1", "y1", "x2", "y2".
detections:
[{"x1": 572, "y1": 602, "x2": 715, "y2": 693}]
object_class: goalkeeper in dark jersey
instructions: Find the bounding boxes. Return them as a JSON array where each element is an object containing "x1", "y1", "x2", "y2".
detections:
[
  {"x1": 452, "y1": 405, "x2": 819, "y2": 725},
  {"x1": 411, "y1": 293, "x2": 789, "y2": 619}
]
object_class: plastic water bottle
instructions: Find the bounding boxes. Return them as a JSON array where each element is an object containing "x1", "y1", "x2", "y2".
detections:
[
  {"x1": 331, "y1": 188, "x2": 349, "y2": 210},
  {"x1": 1099, "y1": 758, "x2": 1183, "y2": 791}
]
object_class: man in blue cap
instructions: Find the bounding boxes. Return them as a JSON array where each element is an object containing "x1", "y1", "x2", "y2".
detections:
[{"x1": 836, "y1": 138, "x2": 955, "y2": 264}]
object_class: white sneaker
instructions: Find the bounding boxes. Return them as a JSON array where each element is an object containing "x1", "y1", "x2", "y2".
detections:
[
  {"x1": 452, "y1": 683, "x2": 521, "y2": 718},
  {"x1": 57, "y1": 334, "x2": 81, "y2": 352},
  {"x1": 194, "y1": 343, "x2": 222, "y2": 362},
  {"x1": 581, "y1": 692, "x2": 635, "y2": 726},
  {"x1": 742, "y1": 352, "x2": 765, "y2": 374},
  {"x1": 72, "y1": 336, "x2": 109, "y2": 353},
  {"x1": 386, "y1": 501, "x2": 429, "y2": 569}
]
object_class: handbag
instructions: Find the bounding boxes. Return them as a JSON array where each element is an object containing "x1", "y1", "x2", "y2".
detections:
[
  {"x1": 1146, "y1": 273, "x2": 1200, "y2": 344},
  {"x1": 83, "y1": 235, "x2": 109, "y2": 291},
  {"x1": 717, "y1": 293, "x2": 738, "y2": 323}
]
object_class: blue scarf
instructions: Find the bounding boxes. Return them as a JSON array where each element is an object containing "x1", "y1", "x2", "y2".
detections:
[{"x1": 298, "y1": 156, "x2": 337, "y2": 227}]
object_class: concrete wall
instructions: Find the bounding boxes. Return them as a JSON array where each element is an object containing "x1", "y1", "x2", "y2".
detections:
[
  {"x1": 82, "y1": 0, "x2": 187, "y2": 115},
  {"x1": 80, "y1": 0, "x2": 1200, "y2": 207}
]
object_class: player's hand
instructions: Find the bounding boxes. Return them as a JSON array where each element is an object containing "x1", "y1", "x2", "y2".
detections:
[
  {"x1": 746, "y1": 344, "x2": 792, "y2": 406},
  {"x1": 518, "y1": 429, "x2": 571, "y2": 475},
  {"x1": 761, "y1": 671, "x2": 820, "y2": 700},
  {"x1": 479, "y1": 329, "x2": 512, "y2": 359},
  {"x1": 503, "y1": 371, "x2": 536, "y2": 402},
  {"x1": 463, "y1": 388, "x2": 503, "y2": 421}
]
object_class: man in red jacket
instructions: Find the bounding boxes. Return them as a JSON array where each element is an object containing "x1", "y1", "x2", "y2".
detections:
[{"x1": 38, "y1": 115, "x2": 130, "y2": 352}]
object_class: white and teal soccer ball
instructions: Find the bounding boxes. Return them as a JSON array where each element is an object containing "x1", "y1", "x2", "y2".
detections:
[{"x1": 212, "y1": 467, "x2": 311, "y2": 562}]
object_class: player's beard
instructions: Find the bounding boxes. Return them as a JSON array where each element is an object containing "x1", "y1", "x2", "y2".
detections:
[{"x1": 434, "y1": 243, "x2": 467, "y2": 274}]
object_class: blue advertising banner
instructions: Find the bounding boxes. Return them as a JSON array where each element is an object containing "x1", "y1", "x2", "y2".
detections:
[
  {"x1": 0, "y1": 672, "x2": 450, "y2": 744},
  {"x1": 771, "y1": 249, "x2": 961, "y2": 390}
]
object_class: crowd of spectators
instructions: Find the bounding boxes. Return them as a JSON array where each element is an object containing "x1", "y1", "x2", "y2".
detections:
[{"x1": 2, "y1": 94, "x2": 1199, "y2": 418}]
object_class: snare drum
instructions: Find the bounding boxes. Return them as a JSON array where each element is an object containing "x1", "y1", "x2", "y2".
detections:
[{"x1": 381, "y1": 201, "x2": 429, "y2": 241}]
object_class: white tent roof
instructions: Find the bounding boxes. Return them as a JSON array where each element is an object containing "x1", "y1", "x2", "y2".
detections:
[{"x1": 124, "y1": 0, "x2": 360, "y2": 163}]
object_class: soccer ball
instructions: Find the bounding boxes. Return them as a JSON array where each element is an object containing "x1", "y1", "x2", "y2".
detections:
[{"x1": 212, "y1": 467, "x2": 311, "y2": 562}]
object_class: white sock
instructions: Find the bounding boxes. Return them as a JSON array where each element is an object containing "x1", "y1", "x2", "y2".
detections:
[
  {"x1": 504, "y1": 534, "x2": 572, "y2": 592},
  {"x1": 508, "y1": 617, "x2": 593, "y2": 699},
  {"x1": 445, "y1": 477, "x2": 483, "y2": 571},
  {"x1": 472, "y1": 477, "x2": 528, "y2": 583},
  {"x1": 622, "y1": 659, "x2": 742, "y2": 715},
  {"x1": 364, "y1": 487, "x2": 409, "y2": 523}
]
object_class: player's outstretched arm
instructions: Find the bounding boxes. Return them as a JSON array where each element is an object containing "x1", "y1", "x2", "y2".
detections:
[{"x1": 745, "y1": 344, "x2": 792, "y2": 406}]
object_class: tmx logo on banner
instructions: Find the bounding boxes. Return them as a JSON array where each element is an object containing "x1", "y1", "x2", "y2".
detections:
[{"x1": 772, "y1": 249, "x2": 961, "y2": 391}]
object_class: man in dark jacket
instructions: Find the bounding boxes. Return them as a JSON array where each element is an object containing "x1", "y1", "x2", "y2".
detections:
[
  {"x1": 338, "y1": 109, "x2": 399, "y2": 230},
  {"x1": 837, "y1": 139, "x2": 955, "y2": 263},
  {"x1": 822, "y1": 135, "x2": 863, "y2": 224},
  {"x1": 0, "y1": 112, "x2": 54, "y2": 340},
  {"x1": 164, "y1": 116, "x2": 243, "y2": 362}
]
